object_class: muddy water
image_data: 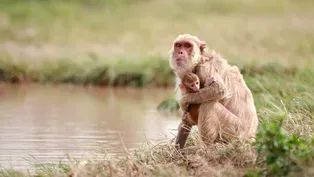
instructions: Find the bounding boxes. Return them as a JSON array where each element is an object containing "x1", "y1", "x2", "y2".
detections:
[{"x1": 0, "y1": 84, "x2": 179, "y2": 171}]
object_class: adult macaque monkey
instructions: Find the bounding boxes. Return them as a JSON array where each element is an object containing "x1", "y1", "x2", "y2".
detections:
[{"x1": 169, "y1": 34, "x2": 258, "y2": 149}]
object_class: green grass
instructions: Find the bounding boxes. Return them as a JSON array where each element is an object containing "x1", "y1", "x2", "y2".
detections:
[
  {"x1": 0, "y1": 55, "x2": 174, "y2": 87},
  {"x1": 1, "y1": 55, "x2": 312, "y2": 88},
  {"x1": 0, "y1": 0, "x2": 313, "y2": 66},
  {"x1": 0, "y1": 0, "x2": 313, "y2": 85}
]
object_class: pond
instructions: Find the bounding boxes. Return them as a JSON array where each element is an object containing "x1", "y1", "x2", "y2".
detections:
[{"x1": 0, "y1": 84, "x2": 180, "y2": 171}]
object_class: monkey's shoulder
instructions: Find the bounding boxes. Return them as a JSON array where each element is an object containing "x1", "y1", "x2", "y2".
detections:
[
  {"x1": 194, "y1": 61, "x2": 215, "y2": 79},
  {"x1": 224, "y1": 65, "x2": 244, "y2": 83}
]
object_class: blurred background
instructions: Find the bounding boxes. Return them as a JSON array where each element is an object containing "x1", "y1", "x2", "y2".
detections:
[
  {"x1": 1, "y1": 0, "x2": 313, "y2": 65},
  {"x1": 0, "y1": 0, "x2": 313, "y2": 173}
]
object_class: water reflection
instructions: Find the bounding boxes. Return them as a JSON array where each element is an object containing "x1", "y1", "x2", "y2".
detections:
[{"x1": 0, "y1": 84, "x2": 179, "y2": 170}]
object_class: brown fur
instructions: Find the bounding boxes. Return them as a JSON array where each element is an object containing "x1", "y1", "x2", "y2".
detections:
[{"x1": 170, "y1": 34, "x2": 259, "y2": 149}]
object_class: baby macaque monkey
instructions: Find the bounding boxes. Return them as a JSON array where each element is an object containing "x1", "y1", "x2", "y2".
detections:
[{"x1": 179, "y1": 72, "x2": 216, "y2": 125}]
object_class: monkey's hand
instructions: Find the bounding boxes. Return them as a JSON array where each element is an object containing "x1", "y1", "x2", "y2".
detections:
[
  {"x1": 182, "y1": 112, "x2": 188, "y2": 121},
  {"x1": 179, "y1": 76, "x2": 227, "y2": 105}
]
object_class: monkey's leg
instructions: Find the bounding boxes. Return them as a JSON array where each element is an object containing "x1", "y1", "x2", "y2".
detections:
[
  {"x1": 197, "y1": 101, "x2": 241, "y2": 145},
  {"x1": 175, "y1": 119, "x2": 193, "y2": 150}
]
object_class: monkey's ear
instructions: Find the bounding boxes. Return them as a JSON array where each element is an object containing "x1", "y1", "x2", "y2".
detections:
[
  {"x1": 179, "y1": 84, "x2": 186, "y2": 92},
  {"x1": 200, "y1": 41, "x2": 206, "y2": 53}
]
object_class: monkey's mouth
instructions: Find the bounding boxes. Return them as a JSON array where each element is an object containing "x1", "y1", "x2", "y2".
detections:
[
  {"x1": 175, "y1": 59, "x2": 186, "y2": 66},
  {"x1": 176, "y1": 58, "x2": 186, "y2": 63}
]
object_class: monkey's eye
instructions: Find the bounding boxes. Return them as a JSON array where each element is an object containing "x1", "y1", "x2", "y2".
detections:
[
  {"x1": 196, "y1": 82, "x2": 199, "y2": 85},
  {"x1": 184, "y1": 43, "x2": 191, "y2": 48},
  {"x1": 175, "y1": 43, "x2": 181, "y2": 47}
]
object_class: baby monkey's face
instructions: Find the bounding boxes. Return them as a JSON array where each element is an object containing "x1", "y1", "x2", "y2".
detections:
[
  {"x1": 184, "y1": 74, "x2": 200, "y2": 92},
  {"x1": 188, "y1": 80, "x2": 199, "y2": 92}
]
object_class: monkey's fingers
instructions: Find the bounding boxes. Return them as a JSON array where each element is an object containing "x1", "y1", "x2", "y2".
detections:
[{"x1": 182, "y1": 113, "x2": 188, "y2": 121}]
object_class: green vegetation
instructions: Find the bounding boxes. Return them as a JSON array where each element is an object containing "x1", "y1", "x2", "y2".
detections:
[
  {"x1": 1, "y1": 0, "x2": 314, "y2": 67},
  {"x1": 0, "y1": 55, "x2": 173, "y2": 87},
  {"x1": 0, "y1": 0, "x2": 313, "y2": 176},
  {"x1": 252, "y1": 114, "x2": 314, "y2": 177},
  {"x1": 0, "y1": 0, "x2": 313, "y2": 85}
]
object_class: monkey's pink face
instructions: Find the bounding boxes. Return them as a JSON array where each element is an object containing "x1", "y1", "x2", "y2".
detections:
[
  {"x1": 189, "y1": 81, "x2": 200, "y2": 92},
  {"x1": 173, "y1": 40, "x2": 194, "y2": 66}
]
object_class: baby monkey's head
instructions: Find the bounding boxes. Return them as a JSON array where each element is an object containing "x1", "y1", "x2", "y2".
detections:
[{"x1": 182, "y1": 72, "x2": 200, "y2": 92}]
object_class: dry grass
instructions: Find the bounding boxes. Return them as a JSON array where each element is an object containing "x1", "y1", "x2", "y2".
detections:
[
  {"x1": 10, "y1": 137, "x2": 257, "y2": 177},
  {"x1": 2, "y1": 130, "x2": 311, "y2": 177}
]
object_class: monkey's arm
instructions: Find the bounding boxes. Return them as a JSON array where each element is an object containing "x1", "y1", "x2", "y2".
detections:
[{"x1": 179, "y1": 76, "x2": 227, "y2": 106}]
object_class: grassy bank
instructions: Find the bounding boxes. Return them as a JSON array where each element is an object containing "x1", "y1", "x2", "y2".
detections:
[
  {"x1": 1, "y1": 55, "x2": 312, "y2": 87},
  {"x1": 0, "y1": 55, "x2": 174, "y2": 87}
]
